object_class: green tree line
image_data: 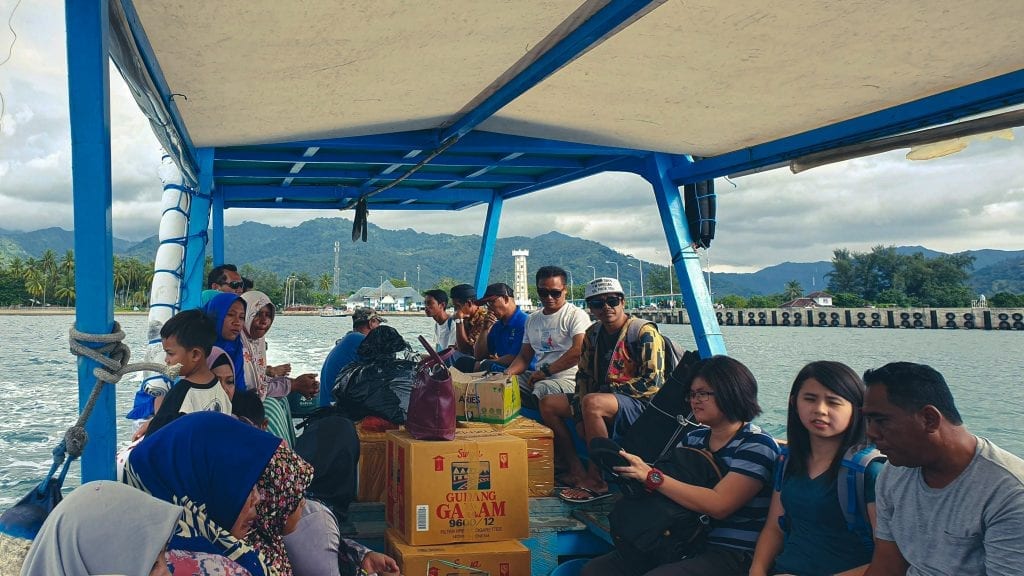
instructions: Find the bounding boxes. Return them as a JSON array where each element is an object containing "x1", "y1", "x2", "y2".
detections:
[
  {"x1": 5, "y1": 245, "x2": 1022, "y2": 310},
  {"x1": 716, "y1": 246, "x2": 1023, "y2": 309},
  {"x1": 0, "y1": 251, "x2": 156, "y2": 308}
]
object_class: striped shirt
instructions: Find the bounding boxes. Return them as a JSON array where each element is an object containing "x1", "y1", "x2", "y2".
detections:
[{"x1": 686, "y1": 423, "x2": 779, "y2": 551}]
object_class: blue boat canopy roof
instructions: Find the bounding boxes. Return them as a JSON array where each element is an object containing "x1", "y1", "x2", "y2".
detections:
[{"x1": 112, "y1": 0, "x2": 1024, "y2": 210}]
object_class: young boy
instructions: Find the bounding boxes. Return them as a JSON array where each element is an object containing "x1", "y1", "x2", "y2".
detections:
[{"x1": 146, "y1": 309, "x2": 232, "y2": 435}]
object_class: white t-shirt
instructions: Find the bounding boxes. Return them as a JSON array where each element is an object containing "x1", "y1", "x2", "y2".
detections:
[
  {"x1": 523, "y1": 303, "x2": 591, "y2": 377},
  {"x1": 434, "y1": 317, "x2": 457, "y2": 350},
  {"x1": 179, "y1": 383, "x2": 232, "y2": 415}
]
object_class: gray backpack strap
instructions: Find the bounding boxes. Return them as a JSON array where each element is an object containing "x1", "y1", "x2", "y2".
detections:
[{"x1": 626, "y1": 317, "x2": 653, "y2": 342}]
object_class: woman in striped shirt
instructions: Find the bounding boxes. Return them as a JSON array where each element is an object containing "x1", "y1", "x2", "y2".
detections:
[{"x1": 583, "y1": 355, "x2": 780, "y2": 576}]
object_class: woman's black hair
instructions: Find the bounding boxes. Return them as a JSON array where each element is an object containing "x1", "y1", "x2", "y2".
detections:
[
  {"x1": 357, "y1": 325, "x2": 411, "y2": 359},
  {"x1": 683, "y1": 355, "x2": 761, "y2": 423},
  {"x1": 231, "y1": 390, "x2": 266, "y2": 428},
  {"x1": 785, "y1": 361, "x2": 867, "y2": 480}
]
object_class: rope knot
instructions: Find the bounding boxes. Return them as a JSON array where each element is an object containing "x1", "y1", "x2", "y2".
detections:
[{"x1": 64, "y1": 426, "x2": 88, "y2": 459}]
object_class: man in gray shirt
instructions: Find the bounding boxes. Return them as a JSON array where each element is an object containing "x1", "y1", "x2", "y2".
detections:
[{"x1": 862, "y1": 362, "x2": 1024, "y2": 576}]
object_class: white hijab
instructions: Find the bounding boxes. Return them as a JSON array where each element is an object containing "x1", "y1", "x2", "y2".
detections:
[
  {"x1": 241, "y1": 290, "x2": 274, "y2": 400},
  {"x1": 21, "y1": 480, "x2": 181, "y2": 576}
]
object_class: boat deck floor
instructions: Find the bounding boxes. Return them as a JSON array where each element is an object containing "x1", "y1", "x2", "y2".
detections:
[{"x1": 341, "y1": 495, "x2": 617, "y2": 574}]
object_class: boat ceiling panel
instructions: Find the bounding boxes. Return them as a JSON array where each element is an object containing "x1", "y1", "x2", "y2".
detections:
[
  {"x1": 131, "y1": 0, "x2": 587, "y2": 147},
  {"x1": 483, "y1": 0, "x2": 1024, "y2": 155},
  {"x1": 130, "y1": 0, "x2": 1024, "y2": 157}
]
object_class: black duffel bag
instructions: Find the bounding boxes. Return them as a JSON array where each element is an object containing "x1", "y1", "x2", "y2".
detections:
[{"x1": 607, "y1": 445, "x2": 723, "y2": 571}]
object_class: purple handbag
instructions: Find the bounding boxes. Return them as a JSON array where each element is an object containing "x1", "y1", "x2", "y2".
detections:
[{"x1": 406, "y1": 336, "x2": 456, "y2": 440}]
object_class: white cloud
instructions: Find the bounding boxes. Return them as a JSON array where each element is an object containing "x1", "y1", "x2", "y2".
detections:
[{"x1": 0, "y1": 0, "x2": 1021, "y2": 271}]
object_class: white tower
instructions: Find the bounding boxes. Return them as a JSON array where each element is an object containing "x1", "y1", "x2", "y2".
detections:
[{"x1": 512, "y1": 250, "x2": 530, "y2": 309}]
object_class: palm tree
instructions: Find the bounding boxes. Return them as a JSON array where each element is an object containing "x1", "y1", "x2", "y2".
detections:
[
  {"x1": 22, "y1": 258, "x2": 39, "y2": 305},
  {"x1": 24, "y1": 268, "x2": 44, "y2": 306},
  {"x1": 39, "y1": 250, "x2": 58, "y2": 306},
  {"x1": 113, "y1": 256, "x2": 129, "y2": 307},
  {"x1": 55, "y1": 282, "x2": 75, "y2": 307},
  {"x1": 60, "y1": 250, "x2": 75, "y2": 280},
  {"x1": 8, "y1": 257, "x2": 24, "y2": 279},
  {"x1": 783, "y1": 280, "x2": 804, "y2": 302},
  {"x1": 318, "y1": 272, "x2": 332, "y2": 293}
]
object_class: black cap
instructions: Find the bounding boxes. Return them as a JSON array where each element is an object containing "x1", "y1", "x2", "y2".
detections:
[
  {"x1": 474, "y1": 283, "x2": 514, "y2": 304},
  {"x1": 450, "y1": 284, "x2": 477, "y2": 302}
]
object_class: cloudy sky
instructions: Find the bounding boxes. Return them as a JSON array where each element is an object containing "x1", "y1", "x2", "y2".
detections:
[{"x1": 1, "y1": 1, "x2": 1022, "y2": 273}]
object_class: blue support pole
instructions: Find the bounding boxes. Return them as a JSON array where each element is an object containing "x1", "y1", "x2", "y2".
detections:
[
  {"x1": 474, "y1": 194, "x2": 504, "y2": 297},
  {"x1": 180, "y1": 148, "x2": 214, "y2": 310},
  {"x1": 66, "y1": 0, "x2": 116, "y2": 482},
  {"x1": 212, "y1": 185, "x2": 225, "y2": 266},
  {"x1": 645, "y1": 154, "x2": 725, "y2": 357}
]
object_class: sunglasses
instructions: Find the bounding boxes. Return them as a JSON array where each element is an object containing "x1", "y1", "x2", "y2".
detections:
[
  {"x1": 587, "y1": 296, "x2": 623, "y2": 309},
  {"x1": 225, "y1": 281, "x2": 244, "y2": 289},
  {"x1": 537, "y1": 288, "x2": 563, "y2": 299}
]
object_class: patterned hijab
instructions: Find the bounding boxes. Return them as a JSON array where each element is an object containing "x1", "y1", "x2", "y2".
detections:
[
  {"x1": 124, "y1": 412, "x2": 281, "y2": 575},
  {"x1": 240, "y1": 290, "x2": 274, "y2": 400},
  {"x1": 203, "y1": 292, "x2": 247, "y2": 393},
  {"x1": 21, "y1": 480, "x2": 181, "y2": 576},
  {"x1": 249, "y1": 444, "x2": 314, "y2": 575}
]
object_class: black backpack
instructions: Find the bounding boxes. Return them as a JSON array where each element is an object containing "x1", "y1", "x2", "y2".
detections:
[
  {"x1": 293, "y1": 412, "x2": 360, "y2": 523},
  {"x1": 607, "y1": 446, "x2": 723, "y2": 571},
  {"x1": 618, "y1": 352, "x2": 702, "y2": 463}
]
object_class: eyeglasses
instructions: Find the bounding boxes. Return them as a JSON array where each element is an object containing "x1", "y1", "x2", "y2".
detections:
[
  {"x1": 688, "y1": 390, "x2": 716, "y2": 402},
  {"x1": 537, "y1": 289, "x2": 563, "y2": 299},
  {"x1": 587, "y1": 296, "x2": 622, "y2": 309},
  {"x1": 224, "y1": 281, "x2": 244, "y2": 289}
]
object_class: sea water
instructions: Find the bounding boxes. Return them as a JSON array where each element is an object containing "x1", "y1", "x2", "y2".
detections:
[{"x1": 1, "y1": 313, "x2": 1021, "y2": 508}]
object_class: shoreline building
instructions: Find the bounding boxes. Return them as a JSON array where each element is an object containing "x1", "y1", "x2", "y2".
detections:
[{"x1": 348, "y1": 279, "x2": 424, "y2": 311}]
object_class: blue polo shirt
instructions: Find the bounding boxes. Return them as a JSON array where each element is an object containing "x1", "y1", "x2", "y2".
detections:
[
  {"x1": 320, "y1": 331, "x2": 365, "y2": 390},
  {"x1": 487, "y1": 307, "x2": 533, "y2": 367}
]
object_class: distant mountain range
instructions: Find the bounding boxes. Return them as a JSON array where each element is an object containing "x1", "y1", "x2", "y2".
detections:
[{"x1": 1, "y1": 222, "x2": 1021, "y2": 296}]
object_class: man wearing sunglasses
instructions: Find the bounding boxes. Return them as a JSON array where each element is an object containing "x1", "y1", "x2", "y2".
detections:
[
  {"x1": 504, "y1": 266, "x2": 591, "y2": 410},
  {"x1": 207, "y1": 263, "x2": 244, "y2": 295},
  {"x1": 549, "y1": 277, "x2": 666, "y2": 503}
]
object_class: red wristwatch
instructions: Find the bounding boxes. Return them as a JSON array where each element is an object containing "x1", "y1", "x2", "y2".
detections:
[{"x1": 644, "y1": 468, "x2": 665, "y2": 492}]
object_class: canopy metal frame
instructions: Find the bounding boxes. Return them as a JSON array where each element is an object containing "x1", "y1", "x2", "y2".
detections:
[{"x1": 68, "y1": 0, "x2": 1024, "y2": 481}]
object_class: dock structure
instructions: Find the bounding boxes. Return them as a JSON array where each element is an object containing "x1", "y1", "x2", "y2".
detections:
[{"x1": 628, "y1": 308, "x2": 1024, "y2": 330}]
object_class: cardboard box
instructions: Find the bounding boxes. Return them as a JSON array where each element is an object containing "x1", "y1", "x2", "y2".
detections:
[
  {"x1": 386, "y1": 429, "x2": 529, "y2": 545},
  {"x1": 496, "y1": 417, "x2": 554, "y2": 498},
  {"x1": 451, "y1": 369, "x2": 521, "y2": 425},
  {"x1": 457, "y1": 417, "x2": 554, "y2": 497},
  {"x1": 356, "y1": 422, "x2": 389, "y2": 502},
  {"x1": 386, "y1": 529, "x2": 531, "y2": 576}
]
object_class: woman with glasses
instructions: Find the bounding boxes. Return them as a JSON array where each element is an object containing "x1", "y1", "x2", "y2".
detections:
[
  {"x1": 583, "y1": 355, "x2": 780, "y2": 576},
  {"x1": 551, "y1": 277, "x2": 667, "y2": 503}
]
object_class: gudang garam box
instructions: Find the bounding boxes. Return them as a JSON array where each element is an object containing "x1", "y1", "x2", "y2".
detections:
[
  {"x1": 385, "y1": 429, "x2": 529, "y2": 545},
  {"x1": 450, "y1": 369, "x2": 521, "y2": 425},
  {"x1": 386, "y1": 529, "x2": 531, "y2": 576}
]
